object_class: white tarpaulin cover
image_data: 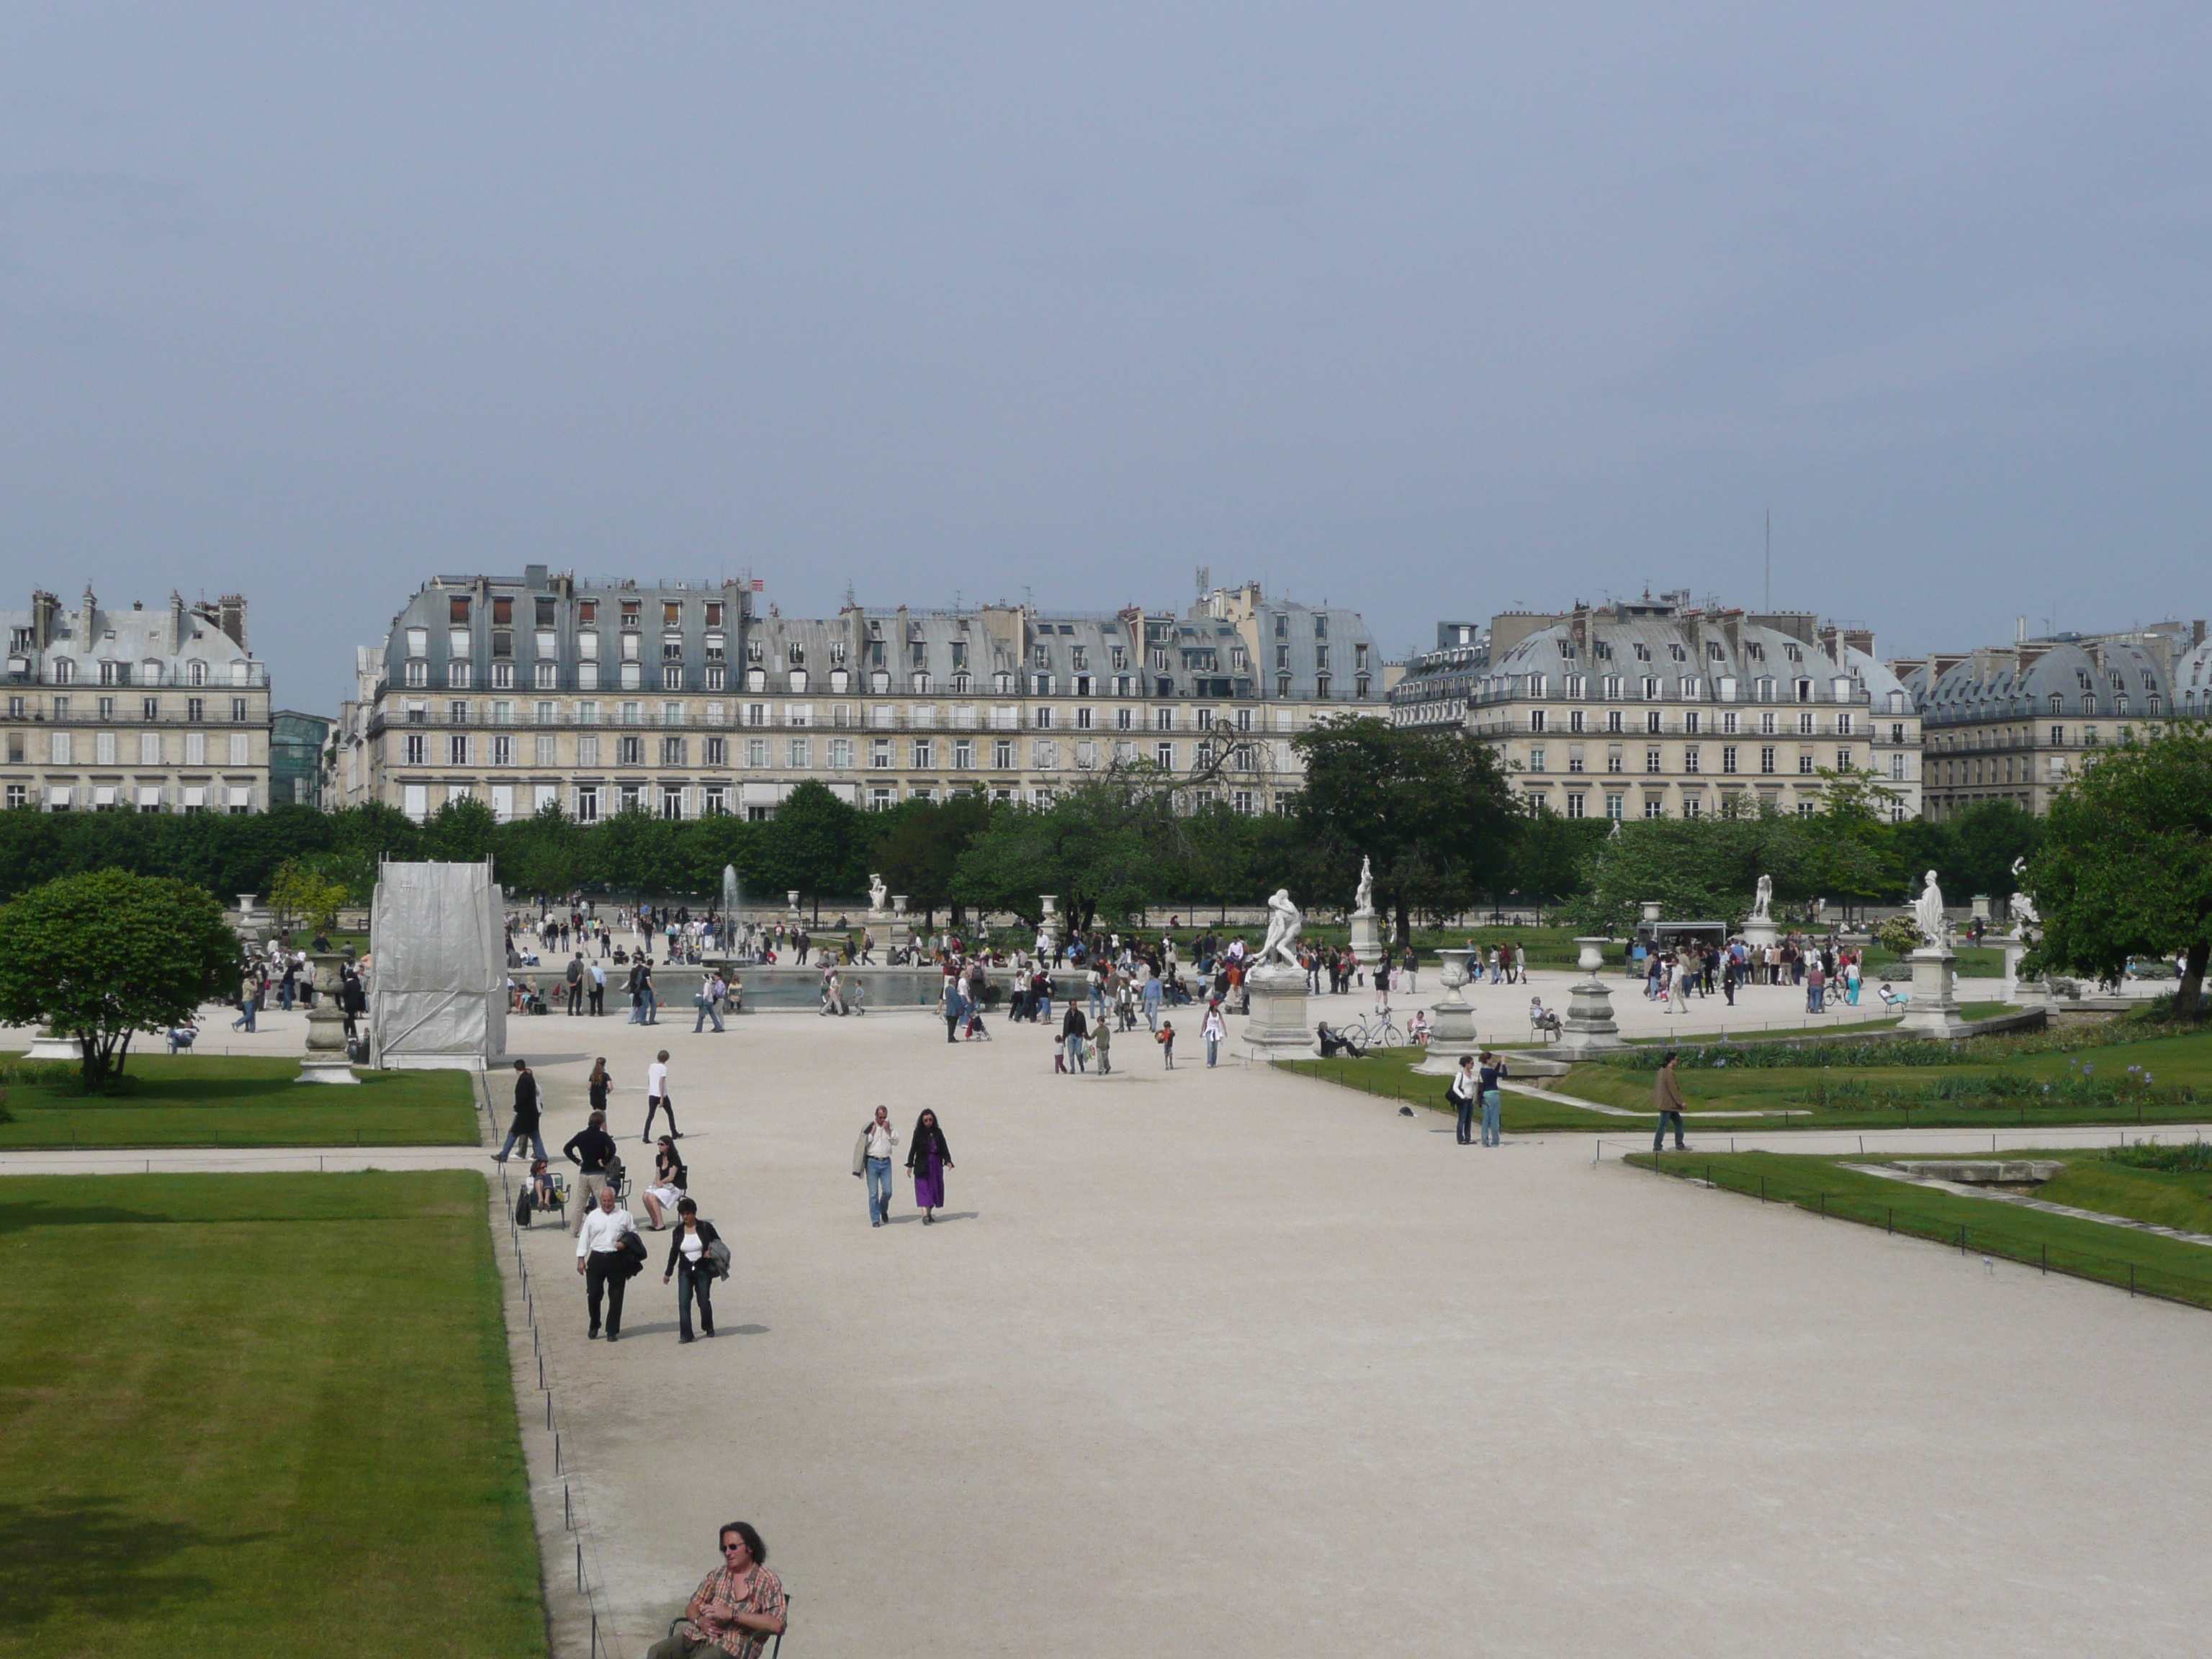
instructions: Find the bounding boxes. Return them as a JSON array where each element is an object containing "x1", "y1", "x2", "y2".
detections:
[{"x1": 369, "y1": 859, "x2": 506, "y2": 1070}]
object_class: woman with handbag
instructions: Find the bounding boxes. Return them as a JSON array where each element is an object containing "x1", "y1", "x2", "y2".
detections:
[
  {"x1": 662, "y1": 1197, "x2": 724, "y2": 1342},
  {"x1": 906, "y1": 1110, "x2": 953, "y2": 1226},
  {"x1": 642, "y1": 1136, "x2": 687, "y2": 1231}
]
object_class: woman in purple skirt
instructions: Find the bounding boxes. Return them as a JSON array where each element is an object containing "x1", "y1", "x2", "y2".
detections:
[{"x1": 906, "y1": 1110, "x2": 953, "y2": 1226}]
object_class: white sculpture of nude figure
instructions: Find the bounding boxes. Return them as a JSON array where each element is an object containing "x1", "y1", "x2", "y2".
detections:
[{"x1": 1256, "y1": 889, "x2": 1304, "y2": 968}]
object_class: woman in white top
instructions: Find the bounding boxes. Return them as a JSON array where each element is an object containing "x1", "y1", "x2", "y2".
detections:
[
  {"x1": 643, "y1": 1135, "x2": 687, "y2": 1230},
  {"x1": 1202, "y1": 1003, "x2": 1226, "y2": 1067}
]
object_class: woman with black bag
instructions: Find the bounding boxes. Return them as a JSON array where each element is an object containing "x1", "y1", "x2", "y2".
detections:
[{"x1": 662, "y1": 1197, "x2": 724, "y2": 1341}]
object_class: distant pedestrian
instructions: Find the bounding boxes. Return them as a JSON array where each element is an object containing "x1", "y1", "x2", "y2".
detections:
[
  {"x1": 1093, "y1": 1015, "x2": 1112, "y2": 1074},
  {"x1": 566, "y1": 955, "x2": 585, "y2": 1015},
  {"x1": 853, "y1": 1105, "x2": 896, "y2": 1226},
  {"x1": 644, "y1": 1050, "x2": 679, "y2": 1142},
  {"x1": 1157, "y1": 1020, "x2": 1176, "y2": 1069},
  {"x1": 588, "y1": 1056, "x2": 611, "y2": 1118},
  {"x1": 647, "y1": 1522, "x2": 788, "y2": 1659},
  {"x1": 231, "y1": 968, "x2": 258, "y2": 1033},
  {"x1": 1061, "y1": 1002, "x2": 1089, "y2": 1074},
  {"x1": 1653, "y1": 1049, "x2": 1689, "y2": 1152},
  {"x1": 638, "y1": 959, "x2": 659, "y2": 1025},
  {"x1": 588, "y1": 958, "x2": 606, "y2": 1015},
  {"x1": 1478, "y1": 1050, "x2": 1508, "y2": 1147},
  {"x1": 694, "y1": 973, "x2": 726, "y2": 1033},
  {"x1": 1449, "y1": 1053, "x2": 1478, "y2": 1144},
  {"x1": 907, "y1": 1108, "x2": 953, "y2": 1225},
  {"x1": 564, "y1": 1110, "x2": 619, "y2": 1235},
  {"x1": 662, "y1": 1197, "x2": 721, "y2": 1342},
  {"x1": 575, "y1": 1184, "x2": 638, "y2": 1341},
  {"x1": 494, "y1": 1058, "x2": 547, "y2": 1164},
  {"x1": 1202, "y1": 1003, "x2": 1225, "y2": 1067}
]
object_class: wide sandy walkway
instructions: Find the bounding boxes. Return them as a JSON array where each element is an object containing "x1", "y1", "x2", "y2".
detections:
[{"x1": 493, "y1": 1005, "x2": 2212, "y2": 1658}]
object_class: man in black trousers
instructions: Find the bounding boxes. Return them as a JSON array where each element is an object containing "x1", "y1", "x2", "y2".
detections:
[
  {"x1": 575, "y1": 1184, "x2": 638, "y2": 1341},
  {"x1": 494, "y1": 1058, "x2": 546, "y2": 1164}
]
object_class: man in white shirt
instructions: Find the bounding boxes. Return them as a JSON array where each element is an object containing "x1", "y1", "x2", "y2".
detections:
[
  {"x1": 852, "y1": 1105, "x2": 897, "y2": 1227},
  {"x1": 575, "y1": 1185, "x2": 639, "y2": 1341},
  {"x1": 644, "y1": 1050, "x2": 678, "y2": 1142}
]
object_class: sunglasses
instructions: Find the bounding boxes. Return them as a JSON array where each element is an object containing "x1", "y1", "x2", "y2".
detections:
[{"x1": 721, "y1": 1542, "x2": 749, "y2": 1553}]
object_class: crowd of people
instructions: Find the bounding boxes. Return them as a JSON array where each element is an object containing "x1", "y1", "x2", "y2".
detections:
[{"x1": 1630, "y1": 935, "x2": 1869, "y2": 1015}]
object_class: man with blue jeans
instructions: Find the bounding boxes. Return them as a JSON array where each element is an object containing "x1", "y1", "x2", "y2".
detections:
[
  {"x1": 693, "y1": 973, "x2": 726, "y2": 1033},
  {"x1": 853, "y1": 1105, "x2": 896, "y2": 1226}
]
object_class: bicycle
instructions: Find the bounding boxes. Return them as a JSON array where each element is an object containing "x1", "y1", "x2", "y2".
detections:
[{"x1": 1348, "y1": 1006, "x2": 1406, "y2": 1048}]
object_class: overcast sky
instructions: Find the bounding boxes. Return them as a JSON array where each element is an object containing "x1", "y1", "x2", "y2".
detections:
[{"x1": 4, "y1": 3, "x2": 2208, "y2": 711}]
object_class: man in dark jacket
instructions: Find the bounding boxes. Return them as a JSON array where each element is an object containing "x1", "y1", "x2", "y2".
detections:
[
  {"x1": 495, "y1": 1058, "x2": 547, "y2": 1164},
  {"x1": 564, "y1": 1110, "x2": 620, "y2": 1236}
]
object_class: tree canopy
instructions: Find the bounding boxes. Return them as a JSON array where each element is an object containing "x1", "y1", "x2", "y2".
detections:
[
  {"x1": 2030, "y1": 726, "x2": 2212, "y2": 1012},
  {"x1": 0, "y1": 870, "x2": 240, "y2": 1091},
  {"x1": 1292, "y1": 718, "x2": 1522, "y2": 943}
]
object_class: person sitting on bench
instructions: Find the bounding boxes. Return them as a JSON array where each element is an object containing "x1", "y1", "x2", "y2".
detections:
[
  {"x1": 1316, "y1": 1022, "x2": 1367, "y2": 1058},
  {"x1": 1529, "y1": 999, "x2": 1563, "y2": 1040}
]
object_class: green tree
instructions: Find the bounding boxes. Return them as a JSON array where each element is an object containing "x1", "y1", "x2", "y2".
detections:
[
  {"x1": 495, "y1": 802, "x2": 585, "y2": 897},
  {"x1": 952, "y1": 776, "x2": 1169, "y2": 933},
  {"x1": 1503, "y1": 806, "x2": 1609, "y2": 907},
  {"x1": 758, "y1": 782, "x2": 869, "y2": 912},
  {"x1": 2030, "y1": 727, "x2": 2212, "y2": 1012},
  {"x1": 1291, "y1": 719, "x2": 1521, "y2": 945},
  {"x1": 268, "y1": 858, "x2": 350, "y2": 935},
  {"x1": 871, "y1": 795, "x2": 991, "y2": 930},
  {"x1": 421, "y1": 796, "x2": 498, "y2": 866},
  {"x1": 0, "y1": 870, "x2": 240, "y2": 1092},
  {"x1": 1560, "y1": 807, "x2": 1814, "y2": 935}
]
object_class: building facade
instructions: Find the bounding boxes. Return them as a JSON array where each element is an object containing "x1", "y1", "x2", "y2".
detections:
[
  {"x1": 351, "y1": 572, "x2": 1382, "y2": 822},
  {"x1": 1892, "y1": 619, "x2": 2209, "y2": 818},
  {"x1": 1388, "y1": 593, "x2": 1922, "y2": 820},
  {"x1": 1, "y1": 587, "x2": 271, "y2": 814}
]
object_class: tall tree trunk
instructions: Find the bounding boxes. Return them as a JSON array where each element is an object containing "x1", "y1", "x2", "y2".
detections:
[
  {"x1": 2178, "y1": 938, "x2": 2210, "y2": 1017},
  {"x1": 1393, "y1": 899, "x2": 1411, "y2": 950}
]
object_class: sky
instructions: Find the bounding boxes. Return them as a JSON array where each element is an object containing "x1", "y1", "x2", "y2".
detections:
[{"x1": 4, "y1": 2, "x2": 2208, "y2": 714}]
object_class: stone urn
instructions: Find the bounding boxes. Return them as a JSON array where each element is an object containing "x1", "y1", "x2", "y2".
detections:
[
  {"x1": 1574, "y1": 936, "x2": 1608, "y2": 974},
  {"x1": 1639, "y1": 899, "x2": 1663, "y2": 924},
  {"x1": 1417, "y1": 948, "x2": 1480, "y2": 1074},
  {"x1": 297, "y1": 951, "x2": 359, "y2": 1084}
]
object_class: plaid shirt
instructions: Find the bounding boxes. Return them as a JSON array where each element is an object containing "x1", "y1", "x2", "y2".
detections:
[{"x1": 682, "y1": 1564, "x2": 787, "y2": 1659}]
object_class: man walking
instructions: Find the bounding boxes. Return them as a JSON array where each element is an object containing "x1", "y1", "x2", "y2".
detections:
[
  {"x1": 564, "y1": 1110, "x2": 619, "y2": 1234},
  {"x1": 494, "y1": 1058, "x2": 547, "y2": 1164},
  {"x1": 1653, "y1": 1049, "x2": 1690, "y2": 1153},
  {"x1": 853, "y1": 1105, "x2": 896, "y2": 1226},
  {"x1": 588, "y1": 958, "x2": 606, "y2": 1015},
  {"x1": 575, "y1": 1184, "x2": 637, "y2": 1341},
  {"x1": 1449, "y1": 1053, "x2": 1478, "y2": 1144},
  {"x1": 644, "y1": 1050, "x2": 679, "y2": 1141},
  {"x1": 693, "y1": 972, "x2": 726, "y2": 1033},
  {"x1": 565, "y1": 954, "x2": 585, "y2": 1015}
]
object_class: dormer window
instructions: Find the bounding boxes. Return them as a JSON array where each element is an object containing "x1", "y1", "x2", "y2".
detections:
[
  {"x1": 790, "y1": 644, "x2": 805, "y2": 666},
  {"x1": 1785, "y1": 644, "x2": 1802, "y2": 662},
  {"x1": 1669, "y1": 644, "x2": 1686, "y2": 661},
  {"x1": 1634, "y1": 644, "x2": 1651, "y2": 662}
]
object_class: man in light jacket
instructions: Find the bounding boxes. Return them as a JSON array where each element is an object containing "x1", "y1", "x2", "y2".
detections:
[
  {"x1": 853, "y1": 1105, "x2": 897, "y2": 1227},
  {"x1": 1653, "y1": 1050, "x2": 1690, "y2": 1153}
]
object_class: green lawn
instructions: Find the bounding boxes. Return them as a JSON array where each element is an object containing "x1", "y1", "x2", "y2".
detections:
[
  {"x1": 0, "y1": 1172, "x2": 544, "y2": 1657},
  {"x1": 1284, "y1": 1027, "x2": 2212, "y2": 1135},
  {"x1": 1625, "y1": 1149, "x2": 2212, "y2": 1308},
  {"x1": 1549, "y1": 1028, "x2": 2212, "y2": 1131},
  {"x1": 0, "y1": 1055, "x2": 479, "y2": 1148}
]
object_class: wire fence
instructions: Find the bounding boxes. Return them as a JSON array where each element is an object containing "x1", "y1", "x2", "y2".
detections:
[
  {"x1": 495, "y1": 1159, "x2": 621, "y2": 1659},
  {"x1": 1598, "y1": 1138, "x2": 2212, "y2": 1311}
]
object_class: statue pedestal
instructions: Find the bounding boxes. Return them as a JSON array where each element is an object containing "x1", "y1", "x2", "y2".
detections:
[
  {"x1": 1897, "y1": 945, "x2": 1970, "y2": 1038},
  {"x1": 1349, "y1": 911, "x2": 1384, "y2": 971},
  {"x1": 25, "y1": 1029, "x2": 83, "y2": 1061},
  {"x1": 1243, "y1": 963, "x2": 1315, "y2": 1058},
  {"x1": 1740, "y1": 917, "x2": 1780, "y2": 953},
  {"x1": 1416, "y1": 948, "x2": 1480, "y2": 1074},
  {"x1": 298, "y1": 951, "x2": 359, "y2": 1084},
  {"x1": 1557, "y1": 978, "x2": 1627, "y2": 1057}
]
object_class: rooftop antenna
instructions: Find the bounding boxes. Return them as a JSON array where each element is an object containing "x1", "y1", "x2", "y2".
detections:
[
  {"x1": 1196, "y1": 565, "x2": 1210, "y2": 595},
  {"x1": 1764, "y1": 510, "x2": 1771, "y2": 611}
]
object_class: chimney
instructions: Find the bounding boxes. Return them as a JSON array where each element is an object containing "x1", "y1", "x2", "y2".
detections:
[
  {"x1": 217, "y1": 595, "x2": 248, "y2": 649},
  {"x1": 30, "y1": 590, "x2": 60, "y2": 649},
  {"x1": 169, "y1": 590, "x2": 189, "y2": 651},
  {"x1": 2015, "y1": 616, "x2": 2028, "y2": 645}
]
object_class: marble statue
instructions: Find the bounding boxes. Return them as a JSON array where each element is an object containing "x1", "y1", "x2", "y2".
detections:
[
  {"x1": 1354, "y1": 856, "x2": 1375, "y2": 917},
  {"x1": 1256, "y1": 889, "x2": 1303, "y2": 968},
  {"x1": 1750, "y1": 873, "x2": 1773, "y2": 922},
  {"x1": 1912, "y1": 870, "x2": 1947, "y2": 944},
  {"x1": 2009, "y1": 856, "x2": 2038, "y2": 928},
  {"x1": 869, "y1": 872, "x2": 889, "y2": 913}
]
